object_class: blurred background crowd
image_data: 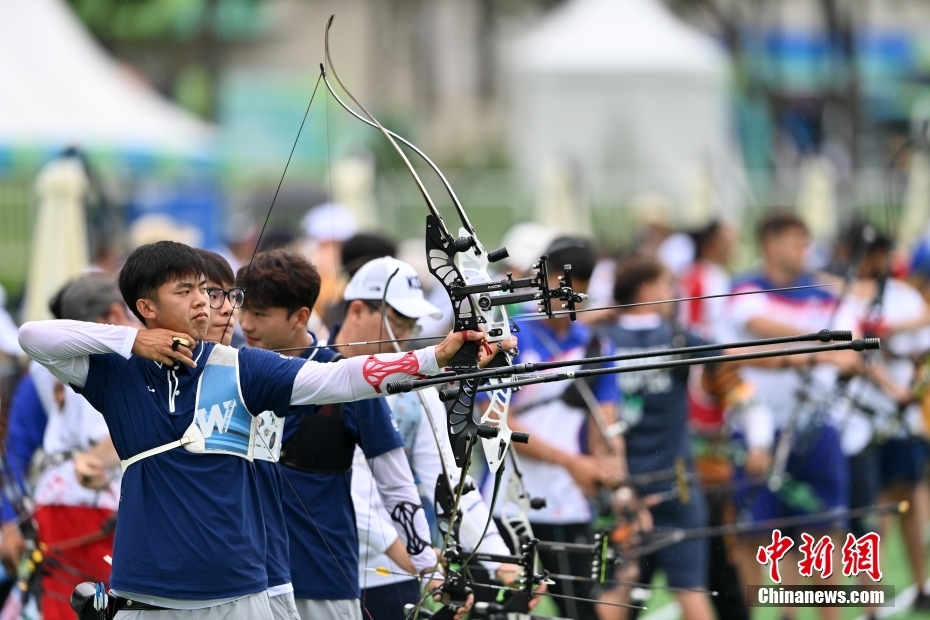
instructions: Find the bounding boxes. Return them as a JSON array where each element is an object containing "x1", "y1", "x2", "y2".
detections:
[{"x1": 6, "y1": 0, "x2": 930, "y2": 618}]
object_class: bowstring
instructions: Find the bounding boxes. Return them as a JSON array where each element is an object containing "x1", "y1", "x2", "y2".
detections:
[
  {"x1": 222, "y1": 63, "x2": 377, "y2": 619},
  {"x1": 381, "y1": 269, "x2": 437, "y2": 617},
  {"x1": 218, "y1": 72, "x2": 323, "y2": 343},
  {"x1": 321, "y1": 64, "x2": 380, "y2": 619}
]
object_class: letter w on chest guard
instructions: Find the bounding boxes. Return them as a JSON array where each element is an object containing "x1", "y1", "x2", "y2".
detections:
[
  {"x1": 189, "y1": 345, "x2": 257, "y2": 459},
  {"x1": 195, "y1": 400, "x2": 238, "y2": 438}
]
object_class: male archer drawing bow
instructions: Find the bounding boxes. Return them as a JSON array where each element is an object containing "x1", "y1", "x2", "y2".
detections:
[{"x1": 19, "y1": 241, "x2": 494, "y2": 620}]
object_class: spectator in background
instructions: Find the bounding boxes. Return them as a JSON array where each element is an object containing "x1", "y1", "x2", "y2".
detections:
[
  {"x1": 215, "y1": 211, "x2": 259, "y2": 275},
  {"x1": 340, "y1": 233, "x2": 396, "y2": 279},
  {"x1": 300, "y1": 203, "x2": 358, "y2": 321},
  {"x1": 495, "y1": 236, "x2": 621, "y2": 620},
  {"x1": 319, "y1": 232, "x2": 397, "y2": 329},
  {"x1": 0, "y1": 274, "x2": 128, "y2": 620}
]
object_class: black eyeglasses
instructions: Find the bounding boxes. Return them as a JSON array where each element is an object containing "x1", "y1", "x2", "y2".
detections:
[{"x1": 206, "y1": 287, "x2": 245, "y2": 310}]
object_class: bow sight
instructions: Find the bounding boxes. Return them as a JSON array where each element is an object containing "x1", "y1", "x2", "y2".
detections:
[{"x1": 425, "y1": 221, "x2": 588, "y2": 330}]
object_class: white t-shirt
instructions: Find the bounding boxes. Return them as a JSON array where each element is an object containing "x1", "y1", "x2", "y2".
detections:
[
  {"x1": 29, "y1": 362, "x2": 121, "y2": 510},
  {"x1": 353, "y1": 388, "x2": 510, "y2": 590},
  {"x1": 838, "y1": 279, "x2": 930, "y2": 453},
  {"x1": 499, "y1": 399, "x2": 590, "y2": 524}
]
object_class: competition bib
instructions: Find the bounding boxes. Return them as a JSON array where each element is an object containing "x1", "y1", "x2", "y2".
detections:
[{"x1": 252, "y1": 411, "x2": 284, "y2": 462}]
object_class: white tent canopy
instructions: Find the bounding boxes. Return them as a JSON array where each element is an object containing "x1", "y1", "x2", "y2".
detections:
[
  {"x1": 0, "y1": 0, "x2": 214, "y2": 158},
  {"x1": 509, "y1": 0, "x2": 744, "y2": 223}
]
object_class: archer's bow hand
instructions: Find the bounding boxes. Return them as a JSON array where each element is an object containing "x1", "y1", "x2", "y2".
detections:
[
  {"x1": 478, "y1": 337, "x2": 518, "y2": 368},
  {"x1": 434, "y1": 330, "x2": 517, "y2": 368}
]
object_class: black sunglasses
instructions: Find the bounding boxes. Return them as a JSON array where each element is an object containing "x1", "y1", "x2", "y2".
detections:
[{"x1": 206, "y1": 287, "x2": 245, "y2": 310}]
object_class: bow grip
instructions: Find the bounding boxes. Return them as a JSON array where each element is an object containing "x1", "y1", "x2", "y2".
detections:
[{"x1": 447, "y1": 339, "x2": 480, "y2": 370}]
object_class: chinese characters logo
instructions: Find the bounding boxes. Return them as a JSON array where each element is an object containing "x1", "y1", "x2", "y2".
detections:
[{"x1": 757, "y1": 530, "x2": 882, "y2": 583}]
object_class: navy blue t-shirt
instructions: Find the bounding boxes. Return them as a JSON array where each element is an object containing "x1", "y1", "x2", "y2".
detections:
[
  {"x1": 1, "y1": 375, "x2": 47, "y2": 523},
  {"x1": 255, "y1": 459, "x2": 290, "y2": 589},
  {"x1": 76, "y1": 341, "x2": 307, "y2": 599},
  {"x1": 599, "y1": 321, "x2": 717, "y2": 492},
  {"x1": 279, "y1": 342, "x2": 403, "y2": 601}
]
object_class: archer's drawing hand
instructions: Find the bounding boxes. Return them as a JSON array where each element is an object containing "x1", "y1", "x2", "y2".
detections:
[{"x1": 131, "y1": 329, "x2": 198, "y2": 368}]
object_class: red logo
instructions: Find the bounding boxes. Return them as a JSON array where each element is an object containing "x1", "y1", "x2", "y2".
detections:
[
  {"x1": 841, "y1": 533, "x2": 882, "y2": 582},
  {"x1": 756, "y1": 531, "x2": 883, "y2": 583},
  {"x1": 757, "y1": 529, "x2": 794, "y2": 583},
  {"x1": 798, "y1": 533, "x2": 835, "y2": 578}
]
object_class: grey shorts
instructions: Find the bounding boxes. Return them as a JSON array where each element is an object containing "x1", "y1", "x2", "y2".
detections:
[
  {"x1": 114, "y1": 591, "x2": 273, "y2": 620},
  {"x1": 269, "y1": 591, "x2": 299, "y2": 620},
  {"x1": 294, "y1": 597, "x2": 361, "y2": 620}
]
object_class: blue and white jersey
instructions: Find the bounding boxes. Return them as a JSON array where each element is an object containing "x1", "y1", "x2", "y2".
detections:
[
  {"x1": 279, "y1": 341, "x2": 404, "y2": 601},
  {"x1": 729, "y1": 272, "x2": 854, "y2": 430},
  {"x1": 76, "y1": 341, "x2": 307, "y2": 600}
]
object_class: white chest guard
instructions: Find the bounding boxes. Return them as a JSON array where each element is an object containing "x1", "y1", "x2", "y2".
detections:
[{"x1": 122, "y1": 345, "x2": 269, "y2": 471}]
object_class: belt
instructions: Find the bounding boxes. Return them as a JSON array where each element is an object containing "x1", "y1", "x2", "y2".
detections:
[{"x1": 111, "y1": 597, "x2": 170, "y2": 612}]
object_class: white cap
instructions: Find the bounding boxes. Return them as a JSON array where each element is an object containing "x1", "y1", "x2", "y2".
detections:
[
  {"x1": 344, "y1": 257, "x2": 442, "y2": 320},
  {"x1": 301, "y1": 202, "x2": 358, "y2": 242}
]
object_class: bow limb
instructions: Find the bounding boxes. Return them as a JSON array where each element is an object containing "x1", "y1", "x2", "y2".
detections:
[
  {"x1": 319, "y1": 70, "x2": 474, "y2": 232},
  {"x1": 324, "y1": 15, "x2": 519, "y2": 474},
  {"x1": 323, "y1": 16, "x2": 450, "y2": 239},
  {"x1": 498, "y1": 449, "x2": 538, "y2": 560}
]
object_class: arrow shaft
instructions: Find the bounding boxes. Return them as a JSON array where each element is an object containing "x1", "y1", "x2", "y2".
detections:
[
  {"x1": 470, "y1": 340, "x2": 878, "y2": 394},
  {"x1": 390, "y1": 330, "x2": 852, "y2": 392}
]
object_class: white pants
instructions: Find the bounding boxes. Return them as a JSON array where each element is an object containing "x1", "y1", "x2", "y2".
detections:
[
  {"x1": 114, "y1": 592, "x2": 273, "y2": 620},
  {"x1": 294, "y1": 597, "x2": 361, "y2": 620},
  {"x1": 269, "y1": 591, "x2": 299, "y2": 620}
]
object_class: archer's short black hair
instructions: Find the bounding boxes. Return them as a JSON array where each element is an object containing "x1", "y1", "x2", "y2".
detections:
[
  {"x1": 236, "y1": 249, "x2": 321, "y2": 317},
  {"x1": 119, "y1": 241, "x2": 206, "y2": 324},
  {"x1": 196, "y1": 249, "x2": 235, "y2": 288},
  {"x1": 544, "y1": 236, "x2": 598, "y2": 282},
  {"x1": 613, "y1": 254, "x2": 666, "y2": 306}
]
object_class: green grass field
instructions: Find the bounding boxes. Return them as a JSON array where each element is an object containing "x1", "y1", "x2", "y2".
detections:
[{"x1": 526, "y1": 520, "x2": 930, "y2": 619}]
